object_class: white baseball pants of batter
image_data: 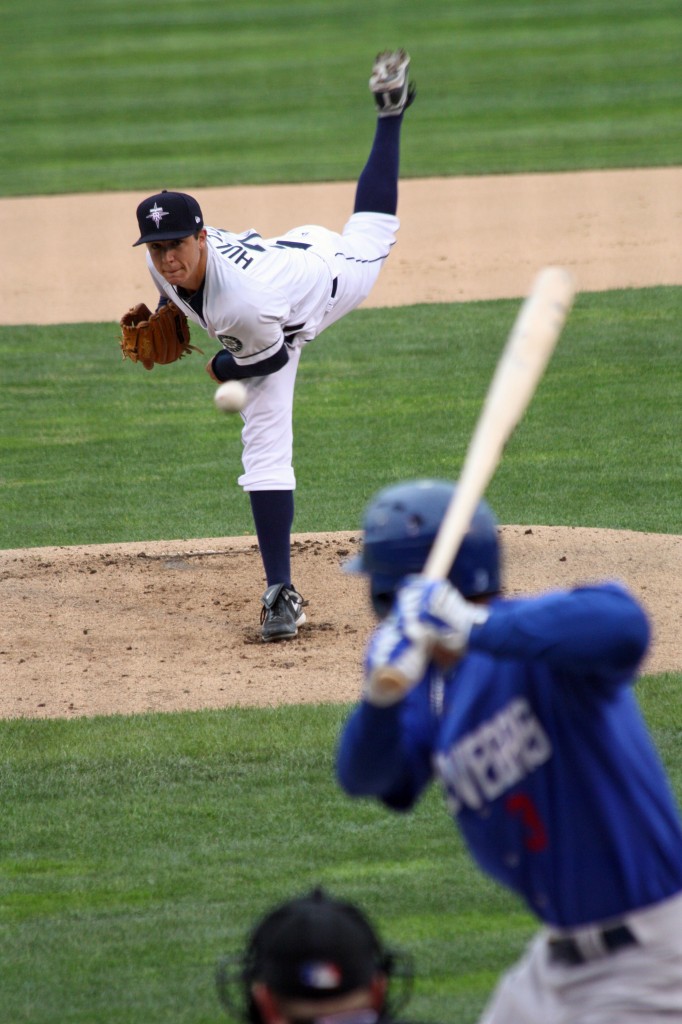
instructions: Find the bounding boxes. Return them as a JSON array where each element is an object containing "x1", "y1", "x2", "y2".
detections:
[
  {"x1": 477, "y1": 890, "x2": 682, "y2": 1023},
  {"x1": 237, "y1": 211, "x2": 399, "y2": 492}
]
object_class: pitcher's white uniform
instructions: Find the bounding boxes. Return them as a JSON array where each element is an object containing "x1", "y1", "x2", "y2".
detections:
[
  {"x1": 132, "y1": 48, "x2": 415, "y2": 641},
  {"x1": 147, "y1": 211, "x2": 398, "y2": 491}
]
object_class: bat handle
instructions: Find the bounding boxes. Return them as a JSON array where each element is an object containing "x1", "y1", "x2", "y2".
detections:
[
  {"x1": 368, "y1": 665, "x2": 413, "y2": 702},
  {"x1": 367, "y1": 633, "x2": 434, "y2": 704}
]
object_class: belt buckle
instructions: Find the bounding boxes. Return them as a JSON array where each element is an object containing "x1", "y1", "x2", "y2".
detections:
[
  {"x1": 548, "y1": 923, "x2": 637, "y2": 967},
  {"x1": 602, "y1": 923, "x2": 637, "y2": 953}
]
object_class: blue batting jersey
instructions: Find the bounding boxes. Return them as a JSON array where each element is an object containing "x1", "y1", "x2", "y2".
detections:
[{"x1": 336, "y1": 582, "x2": 682, "y2": 927}]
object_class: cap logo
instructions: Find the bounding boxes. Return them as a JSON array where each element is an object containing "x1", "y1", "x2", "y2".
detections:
[
  {"x1": 300, "y1": 961, "x2": 342, "y2": 990},
  {"x1": 146, "y1": 202, "x2": 169, "y2": 228}
]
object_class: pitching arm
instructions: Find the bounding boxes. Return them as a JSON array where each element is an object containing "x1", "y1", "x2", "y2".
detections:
[{"x1": 209, "y1": 345, "x2": 289, "y2": 381}]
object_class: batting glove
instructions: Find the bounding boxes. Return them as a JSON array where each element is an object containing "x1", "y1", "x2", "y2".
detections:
[
  {"x1": 363, "y1": 617, "x2": 429, "y2": 707},
  {"x1": 395, "y1": 576, "x2": 490, "y2": 655}
]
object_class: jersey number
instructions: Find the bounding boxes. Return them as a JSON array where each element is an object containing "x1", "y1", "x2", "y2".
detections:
[{"x1": 505, "y1": 792, "x2": 548, "y2": 852}]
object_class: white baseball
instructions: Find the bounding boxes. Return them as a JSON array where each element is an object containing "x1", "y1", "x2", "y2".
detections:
[{"x1": 214, "y1": 380, "x2": 247, "y2": 414}]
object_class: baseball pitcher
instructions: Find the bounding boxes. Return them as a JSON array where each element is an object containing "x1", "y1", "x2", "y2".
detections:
[{"x1": 125, "y1": 51, "x2": 415, "y2": 642}]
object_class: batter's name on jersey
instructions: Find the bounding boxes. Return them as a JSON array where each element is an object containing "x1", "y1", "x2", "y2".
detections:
[
  {"x1": 434, "y1": 697, "x2": 552, "y2": 814},
  {"x1": 218, "y1": 335, "x2": 243, "y2": 353}
]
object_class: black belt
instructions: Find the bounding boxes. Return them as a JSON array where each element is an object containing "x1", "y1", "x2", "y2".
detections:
[
  {"x1": 331, "y1": 276, "x2": 338, "y2": 298},
  {"x1": 548, "y1": 924, "x2": 637, "y2": 966}
]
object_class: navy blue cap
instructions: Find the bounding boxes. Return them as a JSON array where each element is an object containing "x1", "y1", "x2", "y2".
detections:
[
  {"x1": 133, "y1": 190, "x2": 204, "y2": 246},
  {"x1": 249, "y1": 889, "x2": 381, "y2": 1000}
]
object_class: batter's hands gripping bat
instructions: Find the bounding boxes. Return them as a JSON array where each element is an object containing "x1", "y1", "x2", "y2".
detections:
[{"x1": 375, "y1": 265, "x2": 576, "y2": 697}]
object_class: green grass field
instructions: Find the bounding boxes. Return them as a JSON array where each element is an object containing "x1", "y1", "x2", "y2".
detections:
[
  {"x1": 1, "y1": 2, "x2": 681, "y2": 1022},
  {"x1": 0, "y1": 707, "x2": 527, "y2": 1024},
  {"x1": 2, "y1": 688, "x2": 680, "y2": 1024},
  {"x1": 1, "y1": 287, "x2": 680, "y2": 549},
  {"x1": 1, "y1": 0, "x2": 681, "y2": 195}
]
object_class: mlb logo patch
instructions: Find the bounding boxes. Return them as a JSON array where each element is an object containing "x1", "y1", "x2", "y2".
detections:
[{"x1": 300, "y1": 960, "x2": 342, "y2": 989}]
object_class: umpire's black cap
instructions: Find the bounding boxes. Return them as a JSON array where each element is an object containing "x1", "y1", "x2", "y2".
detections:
[
  {"x1": 247, "y1": 887, "x2": 383, "y2": 1000},
  {"x1": 133, "y1": 190, "x2": 204, "y2": 246}
]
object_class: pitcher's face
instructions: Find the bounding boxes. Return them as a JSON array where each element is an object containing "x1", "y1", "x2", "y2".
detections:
[{"x1": 147, "y1": 230, "x2": 207, "y2": 291}]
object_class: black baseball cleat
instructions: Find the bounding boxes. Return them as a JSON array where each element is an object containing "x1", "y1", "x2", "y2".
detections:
[
  {"x1": 369, "y1": 49, "x2": 416, "y2": 117},
  {"x1": 260, "y1": 584, "x2": 308, "y2": 642}
]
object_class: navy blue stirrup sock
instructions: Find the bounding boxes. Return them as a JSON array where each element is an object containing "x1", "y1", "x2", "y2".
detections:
[
  {"x1": 354, "y1": 115, "x2": 403, "y2": 215},
  {"x1": 249, "y1": 490, "x2": 294, "y2": 587}
]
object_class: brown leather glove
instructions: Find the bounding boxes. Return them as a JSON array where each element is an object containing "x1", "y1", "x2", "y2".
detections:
[{"x1": 119, "y1": 301, "x2": 200, "y2": 370}]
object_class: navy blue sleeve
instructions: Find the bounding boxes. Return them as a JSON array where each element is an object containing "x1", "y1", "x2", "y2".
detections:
[
  {"x1": 469, "y1": 582, "x2": 650, "y2": 684},
  {"x1": 211, "y1": 345, "x2": 289, "y2": 381}
]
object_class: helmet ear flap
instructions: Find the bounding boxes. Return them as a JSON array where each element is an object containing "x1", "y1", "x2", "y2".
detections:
[
  {"x1": 216, "y1": 953, "x2": 261, "y2": 1024},
  {"x1": 370, "y1": 590, "x2": 396, "y2": 619},
  {"x1": 216, "y1": 914, "x2": 271, "y2": 1024},
  {"x1": 379, "y1": 947, "x2": 414, "y2": 1020}
]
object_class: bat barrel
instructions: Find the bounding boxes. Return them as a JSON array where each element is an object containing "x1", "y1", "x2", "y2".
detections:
[{"x1": 423, "y1": 266, "x2": 575, "y2": 582}]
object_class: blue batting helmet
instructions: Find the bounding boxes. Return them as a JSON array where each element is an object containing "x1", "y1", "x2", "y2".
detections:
[{"x1": 346, "y1": 479, "x2": 501, "y2": 617}]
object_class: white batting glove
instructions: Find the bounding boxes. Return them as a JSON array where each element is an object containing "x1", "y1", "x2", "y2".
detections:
[
  {"x1": 394, "y1": 576, "x2": 490, "y2": 655},
  {"x1": 363, "y1": 617, "x2": 430, "y2": 707}
]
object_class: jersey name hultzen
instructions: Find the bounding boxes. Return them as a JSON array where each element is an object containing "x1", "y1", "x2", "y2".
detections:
[{"x1": 214, "y1": 242, "x2": 256, "y2": 270}]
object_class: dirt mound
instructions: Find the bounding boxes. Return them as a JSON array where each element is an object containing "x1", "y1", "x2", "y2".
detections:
[{"x1": 1, "y1": 526, "x2": 678, "y2": 719}]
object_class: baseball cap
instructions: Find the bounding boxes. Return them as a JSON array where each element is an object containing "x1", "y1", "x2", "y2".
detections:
[
  {"x1": 249, "y1": 889, "x2": 382, "y2": 1000},
  {"x1": 133, "y1": 190, "x2": 204, "y2": 246}
]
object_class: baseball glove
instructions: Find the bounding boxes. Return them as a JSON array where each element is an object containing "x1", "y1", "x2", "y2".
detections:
[{"x1": 119, "y1": 301, "x2": 201, "y2": 370}]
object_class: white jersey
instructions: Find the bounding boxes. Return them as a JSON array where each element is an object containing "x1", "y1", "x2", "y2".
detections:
[
  {"x1": 146, "y1": 210, "x2": 399, "y2": 492},
  {"x1": 146, "y1": 224, "x2": 340, "y2": 372}
]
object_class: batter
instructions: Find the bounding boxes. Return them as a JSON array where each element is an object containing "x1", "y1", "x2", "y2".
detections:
[
  {"x1": 131, "y1": 50, "x2": 415, "y2": 642},
  {"x1": 337, "y1": 479, "x2": 682, "y2": 1023}
]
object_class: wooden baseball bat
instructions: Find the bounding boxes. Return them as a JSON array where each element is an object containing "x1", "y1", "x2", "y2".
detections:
[{"x1": 374, "y1": 265, "x2": 576, "y2": 696}]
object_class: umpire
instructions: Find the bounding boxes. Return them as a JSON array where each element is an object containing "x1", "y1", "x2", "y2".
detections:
[{"x1": 215, "y1": 887, "x2": 425, "y2": 1024}]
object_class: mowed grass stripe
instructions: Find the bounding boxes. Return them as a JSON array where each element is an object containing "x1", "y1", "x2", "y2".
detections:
[
  {"x1": 1, "y1": 287, "x2": 679, "y2": 549},
  {"x1": 1, "y1": 0, "x2": 681, "y2": 194}
]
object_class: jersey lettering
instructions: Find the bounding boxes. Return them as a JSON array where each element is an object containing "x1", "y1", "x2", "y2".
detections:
[
  {"x1": 275, "y1": 239, "x2": 312, "y2": 250},
  {"x1": 215, "y1": 242, "x2": 255, "y2": 270},
  {"x1": 239, "y1": 232, "x2": 266, "y2": 252},
  {"x1": 435, "y1": 697, "x2": 552, "y2": 814}
]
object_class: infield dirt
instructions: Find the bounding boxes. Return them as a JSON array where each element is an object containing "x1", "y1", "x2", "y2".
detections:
[{"x1": 0, "y1": 169, "x2": 680, "y2": 718}]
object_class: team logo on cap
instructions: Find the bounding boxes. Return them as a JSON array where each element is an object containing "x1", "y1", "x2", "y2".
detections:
[
  {"x1": 300, "y1": 961, "x2": 342, "y2": 989},
  {"x1": 146, "y1": 202, "x2": 169, "y2": 228}
]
